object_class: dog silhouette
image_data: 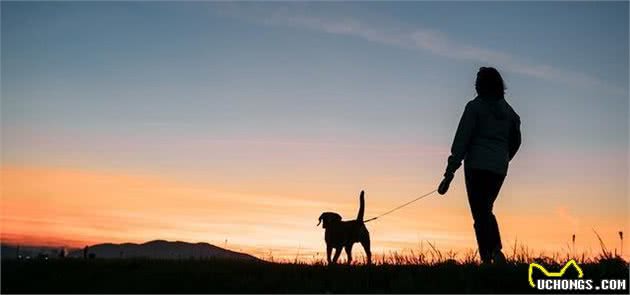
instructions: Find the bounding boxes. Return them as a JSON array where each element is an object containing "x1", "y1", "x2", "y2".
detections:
[{"x1": 317, "y1": 190, "x2": 371, "y2": 265}]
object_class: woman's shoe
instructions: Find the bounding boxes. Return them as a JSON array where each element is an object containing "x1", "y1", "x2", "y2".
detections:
[{"x1": 492, "y1": 250, "x2": 506, "y2": 264}]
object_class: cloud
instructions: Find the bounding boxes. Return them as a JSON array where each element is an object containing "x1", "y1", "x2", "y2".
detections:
[
  {"x1": 555, "y1": 206, "x2": 580, "y2": 229},
  {"x1": 218, "y1": 5, "x2": 625, "y2": 95}
]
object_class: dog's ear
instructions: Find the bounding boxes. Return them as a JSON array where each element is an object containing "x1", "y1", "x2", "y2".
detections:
[{"x1": 318, "y1": 212, "x2": 342, "y2": 228}]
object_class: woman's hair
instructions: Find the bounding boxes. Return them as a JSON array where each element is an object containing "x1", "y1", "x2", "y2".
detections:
[{"x1": 475, "y1": 67, "x2": 506, "y2": 98}]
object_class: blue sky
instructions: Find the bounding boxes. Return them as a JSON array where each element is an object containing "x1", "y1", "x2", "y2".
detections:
[
  {"x1": 3, "y1": 2, "x2": 627, "y2": 150},
  {"x1": 1, "y1": 2, "x2": 628, "y2": 254}
]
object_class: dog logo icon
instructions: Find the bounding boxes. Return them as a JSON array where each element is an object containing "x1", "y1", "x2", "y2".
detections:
[{"x1": 528, "y1": 259, "x2": 584, "y2": 287}]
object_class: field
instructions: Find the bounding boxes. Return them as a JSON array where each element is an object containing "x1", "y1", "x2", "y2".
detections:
[{"x1": 2, "y1": 256, "x2": 628, "y2": 293}]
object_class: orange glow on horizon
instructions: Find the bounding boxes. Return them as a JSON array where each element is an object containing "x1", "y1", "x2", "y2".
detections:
[{"x1": 1, "y1": 165, "x2": 627, "y2": 260}]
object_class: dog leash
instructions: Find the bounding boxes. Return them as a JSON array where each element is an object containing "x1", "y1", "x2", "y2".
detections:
[{"x1": 363, "y1": 189, "x2": 438, "y2": 223}]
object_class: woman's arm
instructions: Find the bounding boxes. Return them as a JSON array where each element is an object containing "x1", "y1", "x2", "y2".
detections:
[
  {"x1": 445, "y1": 101, "x2": 477, "y2": 175},
  {"x1": 438, "y1": 101, "x2": 477, "y2": 195},
  {"x1": 509, "y1": 115, "x2": 521, "y2": 161}
]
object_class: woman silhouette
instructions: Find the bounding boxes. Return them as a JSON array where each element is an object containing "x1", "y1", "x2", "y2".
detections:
[{"x1": 438, "y1": 67, "x2": 521, "y2": 264}]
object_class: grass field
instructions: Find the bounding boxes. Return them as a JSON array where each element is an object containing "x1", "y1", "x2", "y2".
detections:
[{"x1": 2, "y1": 256, "x2": 628, "y2": 293}]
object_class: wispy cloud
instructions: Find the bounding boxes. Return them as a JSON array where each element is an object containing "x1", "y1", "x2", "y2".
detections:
[
  {"x1": 219, "y1": 5, "x2": 625, "y2": 95},
  {"x1": 556, "y1": 206, "x2": 580, "y2": 229}
]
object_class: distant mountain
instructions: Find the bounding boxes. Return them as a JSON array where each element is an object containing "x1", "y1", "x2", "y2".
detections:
[{"x1": 65, "y1": 240, "x2": 259, "y2": 261}]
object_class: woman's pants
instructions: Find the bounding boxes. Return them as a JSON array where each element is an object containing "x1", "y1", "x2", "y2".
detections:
[{"x1": 464, "y1": 167, "x2": 506, "y2": 263}]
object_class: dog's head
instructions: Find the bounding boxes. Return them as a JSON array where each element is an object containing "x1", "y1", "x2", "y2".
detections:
[{"x1": 317, "y1": 212, "x2": 342, "y2": 229}]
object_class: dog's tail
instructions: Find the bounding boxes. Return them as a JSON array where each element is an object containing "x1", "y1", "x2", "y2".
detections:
[{"x1": 357, "y1": 190, "x2": 365, "y2": 222}]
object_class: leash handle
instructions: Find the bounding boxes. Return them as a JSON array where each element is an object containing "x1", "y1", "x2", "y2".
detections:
[{"x1": 363, "y1": 189, "x2": 437, "y2": 223}]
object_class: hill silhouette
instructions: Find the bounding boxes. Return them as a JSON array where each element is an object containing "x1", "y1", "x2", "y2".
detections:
[{"x1": 66, "y1": 240, "x2": 259, "y2": 261}]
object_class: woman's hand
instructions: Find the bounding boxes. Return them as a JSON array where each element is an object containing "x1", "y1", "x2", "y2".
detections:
[{"x1": 438, "y1": 172, "x2": 454, "y2": 195}]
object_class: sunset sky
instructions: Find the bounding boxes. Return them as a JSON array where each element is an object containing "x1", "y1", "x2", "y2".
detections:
[{"x1": 1, "y1": 2, "x2": 628, "y2": 260}]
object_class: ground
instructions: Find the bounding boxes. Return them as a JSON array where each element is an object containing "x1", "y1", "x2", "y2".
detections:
[{"x1": 2, "y1": 258, "x2": 628, "y2": 293}]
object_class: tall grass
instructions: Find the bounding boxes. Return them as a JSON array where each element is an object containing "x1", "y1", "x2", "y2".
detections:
[
  {"x1": 4, "y1": 232, "x2": 627, "y2": 293},
  {"x1": 269, "y1": 231, "x2": 627, "y2": 266}
]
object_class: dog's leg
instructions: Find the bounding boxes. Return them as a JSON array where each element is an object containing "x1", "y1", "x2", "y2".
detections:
[
  {"x1": 332, "y1": 247, "x2": 342, "y2": 264},
  {"x1": 326, "y1": 245, "x2": 333, "y2": 264},
  {"x1": 360, "y1": 236, "x2": 371, "y2": 265},
  {"x1": 344, "y1": 244, "x2": 353, "y2": 265}
]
